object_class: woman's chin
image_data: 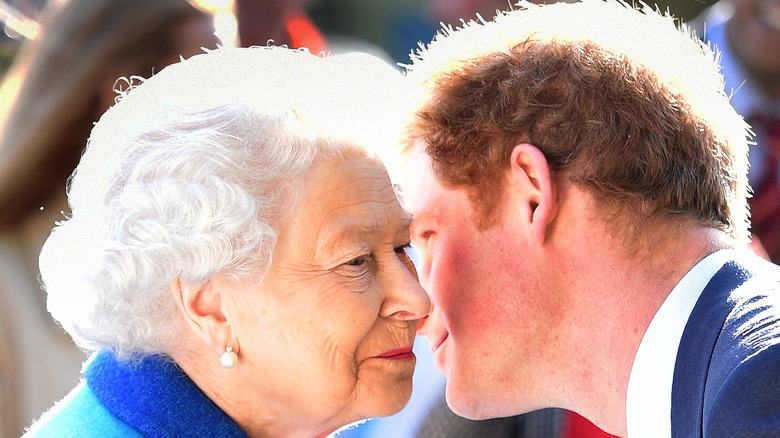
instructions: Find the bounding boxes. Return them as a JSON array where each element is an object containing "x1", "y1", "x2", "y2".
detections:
[
  {"x1": 362, "y1": 384, "x2": 413, "y2": 419},
  {"x1": 318, "y1": 382, "x2": 412, "y2": 436}
]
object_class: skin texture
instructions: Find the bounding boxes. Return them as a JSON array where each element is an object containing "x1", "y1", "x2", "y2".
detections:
[
  {"x1": 404, "y1": 143, "x2": 730, "y2": 436},
  {"x1": 404, "y1": 146, "x2": 569, "y2": 418},
  {"x1": 175, "y1": 149, "x2": 430, "y2": 437}
]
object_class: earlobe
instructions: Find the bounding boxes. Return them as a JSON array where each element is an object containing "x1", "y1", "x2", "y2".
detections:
[
  {"x1": 170, "y1": 277, "x2": 235, "y2": 357},
  {"x1": 509, "y1": 143, "x2": 557, "y2": 245}
]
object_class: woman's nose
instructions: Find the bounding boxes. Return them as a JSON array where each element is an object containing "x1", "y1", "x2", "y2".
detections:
[
  {"x1": 379, "y1": 259, "x2": 431, "y2": 320},
  {"x1": 416, "y1": 301, "x2": 435, "y2": 336}
]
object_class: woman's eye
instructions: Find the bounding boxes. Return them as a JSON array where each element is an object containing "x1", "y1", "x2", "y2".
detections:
[
  {"x1": 395, "y1": 243, "x2": 416, "y2": 264},
  {"x1": 345, "y1": 256, "x2": 369, "y2": 267},
  {"x1": 394, "y1": 243, "x2": 419, "y2": 277},
  {"x1": 339, "y1": 254, "x2": 374, "y2": 283},
  {"x1": 394, "y1": 243, "x2": 411, "y2": 255}
]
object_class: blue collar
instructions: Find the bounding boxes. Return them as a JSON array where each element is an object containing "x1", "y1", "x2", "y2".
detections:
[{"x1": 85, "y1": 351, "x2": 249, "y2": 438}]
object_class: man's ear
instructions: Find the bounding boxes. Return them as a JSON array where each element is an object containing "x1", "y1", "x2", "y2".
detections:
[
  {"x1": 169, "y1": 277, "x2": 235, "y2": 357},
  {"x1": 508, "y1": 143, "x2": 557, "y2": 245}
]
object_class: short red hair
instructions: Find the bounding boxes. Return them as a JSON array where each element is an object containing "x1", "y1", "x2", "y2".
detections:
[{"x1": 403, "y1": 1, "x2": 750, "y2": 244}]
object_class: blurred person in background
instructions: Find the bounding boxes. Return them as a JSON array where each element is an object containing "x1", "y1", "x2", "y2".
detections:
[
  {"x1": 234, "y1": 0, "x2": 327, "y2": 53},
  {"x1": 424, "y1": 0, "x2": 510, "y2": 27},
  {"x1": 233, "y1": 0, "x2": 391, "y2": 62},
  {"x1": 690, "y1": 0, "x2": 780, "y2": 263},
  {"x1": 425, "y1": 0, "x2": 576, "y2": 29},
  {"x1": 0, "y1": 0, "x2": 219, "y2": 435}
]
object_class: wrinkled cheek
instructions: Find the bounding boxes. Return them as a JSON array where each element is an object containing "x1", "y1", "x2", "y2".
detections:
[
  {"x1": 320, "y1": 336, "x2": 363, "y2": 387},
  {"x1": 311, "y1": 352, "x2": 362, "y2": 416}
]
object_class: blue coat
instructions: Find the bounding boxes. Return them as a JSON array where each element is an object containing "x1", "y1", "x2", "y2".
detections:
[
  {"x1": 672, "y1": 254, "x2": 780, "y2": 437},
  {"x1": 23, "y1": 351, "x2": 249, "y2": 437}
]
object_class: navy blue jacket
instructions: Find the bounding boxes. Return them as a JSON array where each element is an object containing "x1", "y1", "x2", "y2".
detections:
[{"x1": 672, "y1": 254, "x2": 780, "y2": 437}]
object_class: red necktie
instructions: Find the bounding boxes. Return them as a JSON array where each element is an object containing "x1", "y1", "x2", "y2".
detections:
[
  {"x1": 564, "y1": 411, "x2": 620, "y2": 438},
  {"x1": 748, "y1": 114, "x2": 780, "y2": 263}
]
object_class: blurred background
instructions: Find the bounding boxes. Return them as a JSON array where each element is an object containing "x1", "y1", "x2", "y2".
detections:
[
  {"x1": 0, "y1": 0, "x2": 720, "y2": 71},
  {"x1": 309, "y1": 0, "x2": 719, "y2": 65}
]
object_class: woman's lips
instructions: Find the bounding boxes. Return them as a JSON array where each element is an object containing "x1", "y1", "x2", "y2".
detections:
[{"x1": 374, "y1": 346, "x2": 416, "y2": 361}]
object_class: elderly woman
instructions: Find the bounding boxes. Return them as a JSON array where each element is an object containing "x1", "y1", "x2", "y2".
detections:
[{"x1": 24, "y1": 46, "x2": 429, "y2": 438}]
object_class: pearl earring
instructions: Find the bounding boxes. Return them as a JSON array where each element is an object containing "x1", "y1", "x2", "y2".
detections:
[{"x1": 221, "y1": 337, "x2": 238, "y2": 369}]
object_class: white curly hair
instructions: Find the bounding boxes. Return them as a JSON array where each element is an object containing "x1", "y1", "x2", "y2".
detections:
[{"x1": 38, "y1": 46, "x2": 409, "y2": 360}]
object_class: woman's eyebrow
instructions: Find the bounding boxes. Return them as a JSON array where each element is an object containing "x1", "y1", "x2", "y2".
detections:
[
  {"x1": 399, "y1": 214, "x2": 413, "y2": 233},
  {"x1": 321, "y1": 213, "x2": 413, "y2": 250}
]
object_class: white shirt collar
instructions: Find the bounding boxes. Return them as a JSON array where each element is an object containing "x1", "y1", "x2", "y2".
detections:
[{"x1": 625, "y1": 249, "x2": 734, "y2": 438}]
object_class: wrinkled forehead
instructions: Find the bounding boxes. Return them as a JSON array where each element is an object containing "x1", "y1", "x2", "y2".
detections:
[{"x1": 282, "y1": 151, "x2": 411, "y2": 255}]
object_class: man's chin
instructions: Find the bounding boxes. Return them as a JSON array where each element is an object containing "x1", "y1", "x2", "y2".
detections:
[
  {"x1": 443, "y1": 384, "x2": 493, "y2": 420},
  {"x1": 444, "y1": 382, "x2": 530, "y2": 421}
]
